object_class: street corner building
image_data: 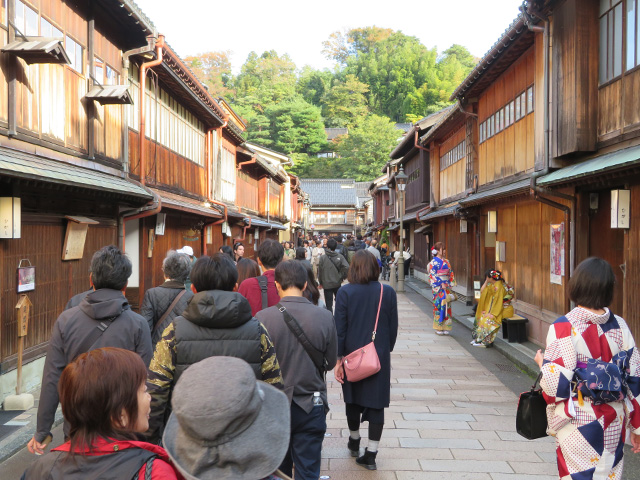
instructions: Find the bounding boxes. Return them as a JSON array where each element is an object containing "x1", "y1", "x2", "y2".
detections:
[
  {"x1": 375, "y1": 0, "x2": 640, "y2": 350},
  {"x1": 0, "y1": 0, "x2": 307, "y2": 405}
]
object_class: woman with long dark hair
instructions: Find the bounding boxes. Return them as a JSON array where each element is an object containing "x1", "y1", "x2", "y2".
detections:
[
  {"x1": 237, "y1": 257, "x2": 261, "y2": 285},
  {"x1": 22, "y1": 348, "x2": 180, "y2": 479},
  {"x1": 219, "y1": 245, "x2": 235, "y2": 263},
  {"x1": 535, "y1": 257, "x2": 640, "y2": 479},
  {"x1": 333, "y1": 250, "x2": 398, "y2": 470}
]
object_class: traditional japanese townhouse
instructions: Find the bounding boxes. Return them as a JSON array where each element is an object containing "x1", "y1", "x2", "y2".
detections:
[
  {"x1": 0, "y1": 0, "x2": 157, "y2": 398},
  {"x1": 288, "y1": 173, "x2": 305, "y2": 244},
  {"x1": 526, "y1": 0, "x2": 640, "y2": 342},
  {"x1": 125, "y1": 41, "x2": 227, "y2": 309},
  {"x1": 244, "y1": 143, "x2": 291, "y2": 242},
  {"x1": 418, "y1": 5, "x2": 565, "y2": 345},
  {"x1": 368, "y1": 174, "x2": 391, "y2": 238},
  {"x1": 300, "y1": 179, "x2": 359, "y2": 237},
  {"x1": 387, "y1": 109, "x2": 453, "y2": 279}
]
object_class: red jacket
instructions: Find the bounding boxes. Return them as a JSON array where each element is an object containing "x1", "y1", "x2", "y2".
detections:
[
  {"x1": 238, "y1": 269, "x2": 281, "y2": 316},
  {"x1": 33, "y1": 438, "x2": 182, "y2": 480}
]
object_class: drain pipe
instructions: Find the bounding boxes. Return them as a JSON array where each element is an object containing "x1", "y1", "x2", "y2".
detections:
[
  {"x1": 118, "y1": 190, "x2": 162, "y2": 252},
  {"x1": 139, "y1": 35, "x2": 165, "y2": 185},
  {"x1": 122, "y1": 36, "x2": 157, "y2": 175}
]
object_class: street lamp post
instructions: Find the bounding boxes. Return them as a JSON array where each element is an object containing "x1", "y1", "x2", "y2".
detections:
[{"x1": 395, "y1": 166, "x2": 408, "y2": 293}]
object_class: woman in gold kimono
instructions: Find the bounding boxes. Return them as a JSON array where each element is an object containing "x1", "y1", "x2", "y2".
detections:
[{"x1": 471, "y1": 270, "x2": 509, "y2": 347}]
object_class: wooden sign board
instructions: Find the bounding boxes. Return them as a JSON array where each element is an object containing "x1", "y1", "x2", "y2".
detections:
[
  {"x1": 63, "y1": 216, "x2": 99, "y2": 260},
  {"x1": 15, "y1": 294, "x2": 32, "y2": 337}
]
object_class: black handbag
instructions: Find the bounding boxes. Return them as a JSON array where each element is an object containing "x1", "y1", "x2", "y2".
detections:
[{"x1": 516, "y1": 372, "x2": 548, "y2": 440}]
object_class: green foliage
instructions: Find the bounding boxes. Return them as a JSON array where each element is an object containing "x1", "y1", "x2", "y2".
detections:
[
  {"x1": 322, "y1": 74, "x2": 369, "y2": 128},
  {"x1": 333, "y1": 115, "x2": 400, "y2": 181},
  {"x1": 185, "y1": 33, "x2": 477, "y2": 182}
]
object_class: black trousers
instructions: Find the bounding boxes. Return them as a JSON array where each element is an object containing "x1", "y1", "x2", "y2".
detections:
[
  {"x1": 279, "y1": 402, "x2": 327, "y2": 480},
  {"x1": 323, "y1": 287, "x2": 340, "y2": 312}
]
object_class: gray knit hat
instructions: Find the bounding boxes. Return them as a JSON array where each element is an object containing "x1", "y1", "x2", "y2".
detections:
[{"x1": 163, "y1": 356, "x2": 290, "y2": 480}]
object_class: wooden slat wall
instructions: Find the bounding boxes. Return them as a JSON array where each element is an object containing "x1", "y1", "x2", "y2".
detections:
[
  {"x1": 0, "y1": 221, "x2": 115, "y2": 363},
  {"x1": 439, "y1": 127, "x2": 466, "y2": 200},
  {"x1": 0, "y1": 29, "x2": 9, "y2": 123},
  {"x1": 404, "y1": 151, "x2": 426, "y2": 210},
  {"x1": 624, "y1": 184, "x2": 640, "y2": 342},
  {"x1": 128, "y1": 129, "x2": 206, "y2": 198},
  {"x1": 236, "y1": 171, "x2": 259, "y2": 212},
  {"x1": 478, "y1": 48, "x2": 535, "y2": 186},
  {"x1": 412, "y1": 230, "x2": 430, "y2": 273},
  {"x1": 444, "y1": 218, "x2": 468, "y2": 290}
]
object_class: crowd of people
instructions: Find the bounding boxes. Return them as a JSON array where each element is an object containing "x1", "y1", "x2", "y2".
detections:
[
  {"x1": 23, "y1": 236, "x2": 398, "y2": 479},
  {"x1": 19, "y1": 230, "x2": 640, "y2": 480}
]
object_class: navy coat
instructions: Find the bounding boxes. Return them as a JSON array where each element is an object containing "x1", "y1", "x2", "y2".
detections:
[{"x1": 335, "y1": 282, "x2": 398, "y2": 409}]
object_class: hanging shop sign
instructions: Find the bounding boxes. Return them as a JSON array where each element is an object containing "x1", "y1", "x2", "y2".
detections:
[
  {"x1": 155, "y1": 213, "x2": 167, "y2": 235},
  {"x1": 17, "y1": 259, "x2": 35, "y2": 293},
  {"x1": 0, "y1": 196, "x2": 21, "y2": 238},
  {"x1": 550, "y1": 223, "x2": 565, "y2": 285},
  {"x1": 62, "y1": 216, "x2": 99, "y2": 260},
  {"x1": 611, "y1": 189, "x2": 630, "y2": 229}
]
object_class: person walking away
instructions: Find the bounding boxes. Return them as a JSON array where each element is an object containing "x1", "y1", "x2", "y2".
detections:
[
  {"x1": 256, "y1": 261, "x2": 338, "y2": 480},
  {"x1": 28, "y1": 245, "x2": 152, "y2": 455},
  {"x1": 22, "y1": 348, "x2": 181, "y2": 479},
  {"x1": 176, "y1": 245, "x2": 196, "y2": 290},
  {"x1": 237, "y1": 257, "x2": 261, "y2": 285},
  {"x1": 295, "y1": 247, "x2": 312, "y2": 271},
  {"x1": 140, "y1": 250, "x2": 194, "y2": 345},
  {"x1": 534, "y1": 257, "x2": 640, "y2": 480},
  {"x1": 162, "y1": 357, "x2": 293, "y2": 480},
  {"x1": 335, "y1": 236, "x2": 348, "y2": 261},
  {"x1": 146, "y1": 253, "x2": 283, "y2": 444},
  {"x1": 426, "y1": 242, "x2": 456, "y2": 336},
  {"x1": 239, "y1": 239, "x2": 285, "y2": 315},
  {"x1": 303, "y1": 240, "x2": 312, "y2": 260},
  {"x1": 318, "y1": 238, "x2": 349, "y2": 312},
  {"x1": 367, "y1": 239, "x2": 382, "y2": 266},
  {"x1": 311, "y1": 239, "x2": 325, "y2": 282},
  {"x1": 233, "y1": 242, "x2": 245, "y2": 263},
  {"x1": 471, "y1": 270, "x2": 507, "y2": 347},
  {"x1": 220, "y1": 244, "x2": 235, "y2": 263},
  {"x1": 333, "y1": 251, "x2": 398, "y2": 470}
]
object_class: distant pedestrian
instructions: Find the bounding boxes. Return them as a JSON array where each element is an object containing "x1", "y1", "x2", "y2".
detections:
[
  {"x1": 311, "y1": 239, "x2": 325, "y2": 282},
  {"x1": 284, "y1": 241, "x2": 296, "y2": 261},
  {"x1": 426, "y1": 242, "x2": 455, "y2": 336},
  {"x1": 334, "y1": 251, "x2": 398, "y2": 470},
  {"x1": 335, "y1": 235, "x2": 347, "y2": 260},
  {"x1": 233, "y1": 242, "x2": 245, "y2": 263},
  {"x1": 318, "y1": 238, "x2": 349, "y2": 312},
  {"x1": 471, "y1": 270, "x2": 508, "y2": 347},
  {"x1": 219, "y1": 244, "x2": 235, "y2": 263},
  {"x1": 23, "y1": 348, "x2": 180, "y2": 479},
  {"x1": 238, "y1": 239, "x2": 284, "y2": 315},
  {"x1": 295, "y1": 247, "x2": 312, "y2": 271},
  {"x1": 257, "y1": 261, "x2": 338, "y2": 480},
  {"x1": 162, "y1": 356, "x2": 292, "y2": 480},
  {"x1": 367, "y1": 239, "x2": 382, "y2": 265},
  {"x1": 28, "y1": 245, "x2": 152, "y2": 455},
  {"x1": 535, "y1": 257, "x2": 640, "y2": 480},
  {"x1": 140, "y1": 250, "x2": 194, "y2": 345}
]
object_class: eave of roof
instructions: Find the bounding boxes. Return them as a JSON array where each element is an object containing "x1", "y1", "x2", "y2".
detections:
[
  {"x1": 419, "y1": 202, "x2": 459, "y2": 221},
  {"x1": 459, "y1": 178, "x2": 531, "y2": 207},
  {"x1": 420, "y1": 104, "x2": 466, "y2": 146},
  {"x1": 450, "y1": 13, "x2": 535, "y2": 101},
  {"x1": 389, "y1": 107, "x2": 455, "y2": 160},
  {"x1": 150, "y1": 188, "x2": 223, "y2": 218}
]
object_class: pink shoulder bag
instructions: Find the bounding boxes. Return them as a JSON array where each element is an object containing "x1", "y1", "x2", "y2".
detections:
[{"x1": 343, "y1": 283, "x2": 384, "y2": 382}]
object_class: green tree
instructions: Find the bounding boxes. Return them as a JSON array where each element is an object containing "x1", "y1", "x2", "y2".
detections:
[
  {"x1": 288, "y1": 153, "x2": 344, "y2": 178},
  {"x1": 296, "y1": 67, "x2": 333, "y2": 107},
  {"x1": 333, "y1": 114, "x2": 399, "y2": 181},
  {"x1": 322, "y1": 74, "x2": 369, "y2": 128},
  {"x1": 184, "y1": 51, "x2": 234, "y2": 98},
  {"x1": 234, "y1": 50, "x2": 297, "y2": 107}
]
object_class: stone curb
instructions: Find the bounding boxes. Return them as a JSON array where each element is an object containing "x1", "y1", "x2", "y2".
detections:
[
  {"x1": 404, "y1": 279, "x2": 540, "y2": 379},
  {"x1": 0, "y1": 409, "x2": 63, "y2": 464}
]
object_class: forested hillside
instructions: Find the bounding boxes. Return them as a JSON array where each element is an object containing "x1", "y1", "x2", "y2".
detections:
[{"x1": 186, "y1": 27, "x2": 477, "y2": 181}]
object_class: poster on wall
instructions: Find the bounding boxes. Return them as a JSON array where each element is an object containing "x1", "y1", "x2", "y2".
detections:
[{"x1": 550, "y1": 223, "x2": 565, "y2": 285}]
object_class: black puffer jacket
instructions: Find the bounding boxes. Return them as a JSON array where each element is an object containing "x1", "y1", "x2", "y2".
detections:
[{"x1": 140, "y1": 280, "x2": 193, "y2": 344}]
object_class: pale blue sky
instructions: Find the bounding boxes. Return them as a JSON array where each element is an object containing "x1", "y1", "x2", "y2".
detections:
[{"x1": 135, "y1": 0, "x2": 523, "y2": 73}]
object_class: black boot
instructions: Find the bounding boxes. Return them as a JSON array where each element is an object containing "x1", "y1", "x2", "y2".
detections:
[
  {"x1": 347, "y1": 437, "x2": 360, "y2": 457},
  {"x1": 356, "y1": 448, "x2": 377, "y2": 470}
]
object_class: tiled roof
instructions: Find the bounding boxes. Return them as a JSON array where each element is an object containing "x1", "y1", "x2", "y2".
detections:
[
  {"x1": 300, "y1": 179, "x2": 358, "y2": 207},
  {"x1": 395, "y1": 123, "x2": 413, "y2": 132}
]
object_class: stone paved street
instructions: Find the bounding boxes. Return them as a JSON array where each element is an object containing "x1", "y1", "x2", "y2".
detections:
[{"x1": 320, "y1": 288, "x2": 559, "y2": 480}]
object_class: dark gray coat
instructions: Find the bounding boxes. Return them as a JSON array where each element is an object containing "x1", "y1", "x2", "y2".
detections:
[
  {"x1": 335, "y1": 282, "x2": 398, "y2": 409},
  {"x1": 140, "y1": 280, "x2": 193, "y2": 344},
  {"x1": 35, "y1": 289, "x2": 152, "y2": 443},
  {"x1": 256, "y1": 296, "x2": 338, "y2": 412},
  {"x1": 318, "y1": 250, "x2": 349, "y2": 289}
]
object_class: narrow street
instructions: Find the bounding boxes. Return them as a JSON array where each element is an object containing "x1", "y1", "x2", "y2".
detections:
[{"x1": 322, "y1": 288, "x2": 557, "y2": 480}]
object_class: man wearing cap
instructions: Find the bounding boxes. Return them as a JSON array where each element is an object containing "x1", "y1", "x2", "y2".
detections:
[
  {"x1": 256, "y1": 261, "x2": 337, "y2": 480},
  {"x1": 176, "y1": 245, "x2": 196, "y2": 290},
  {"x1": 163, "y1": 356, "x2": 292, "y2": 480},
  {"x1": 146, "y1": 253, "x2": 284, "y2": 444}
]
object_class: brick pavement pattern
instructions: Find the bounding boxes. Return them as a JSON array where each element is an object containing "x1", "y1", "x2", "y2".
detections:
[{"x1": 320, "y1": 291, "x2": 558, "y2": 480}]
